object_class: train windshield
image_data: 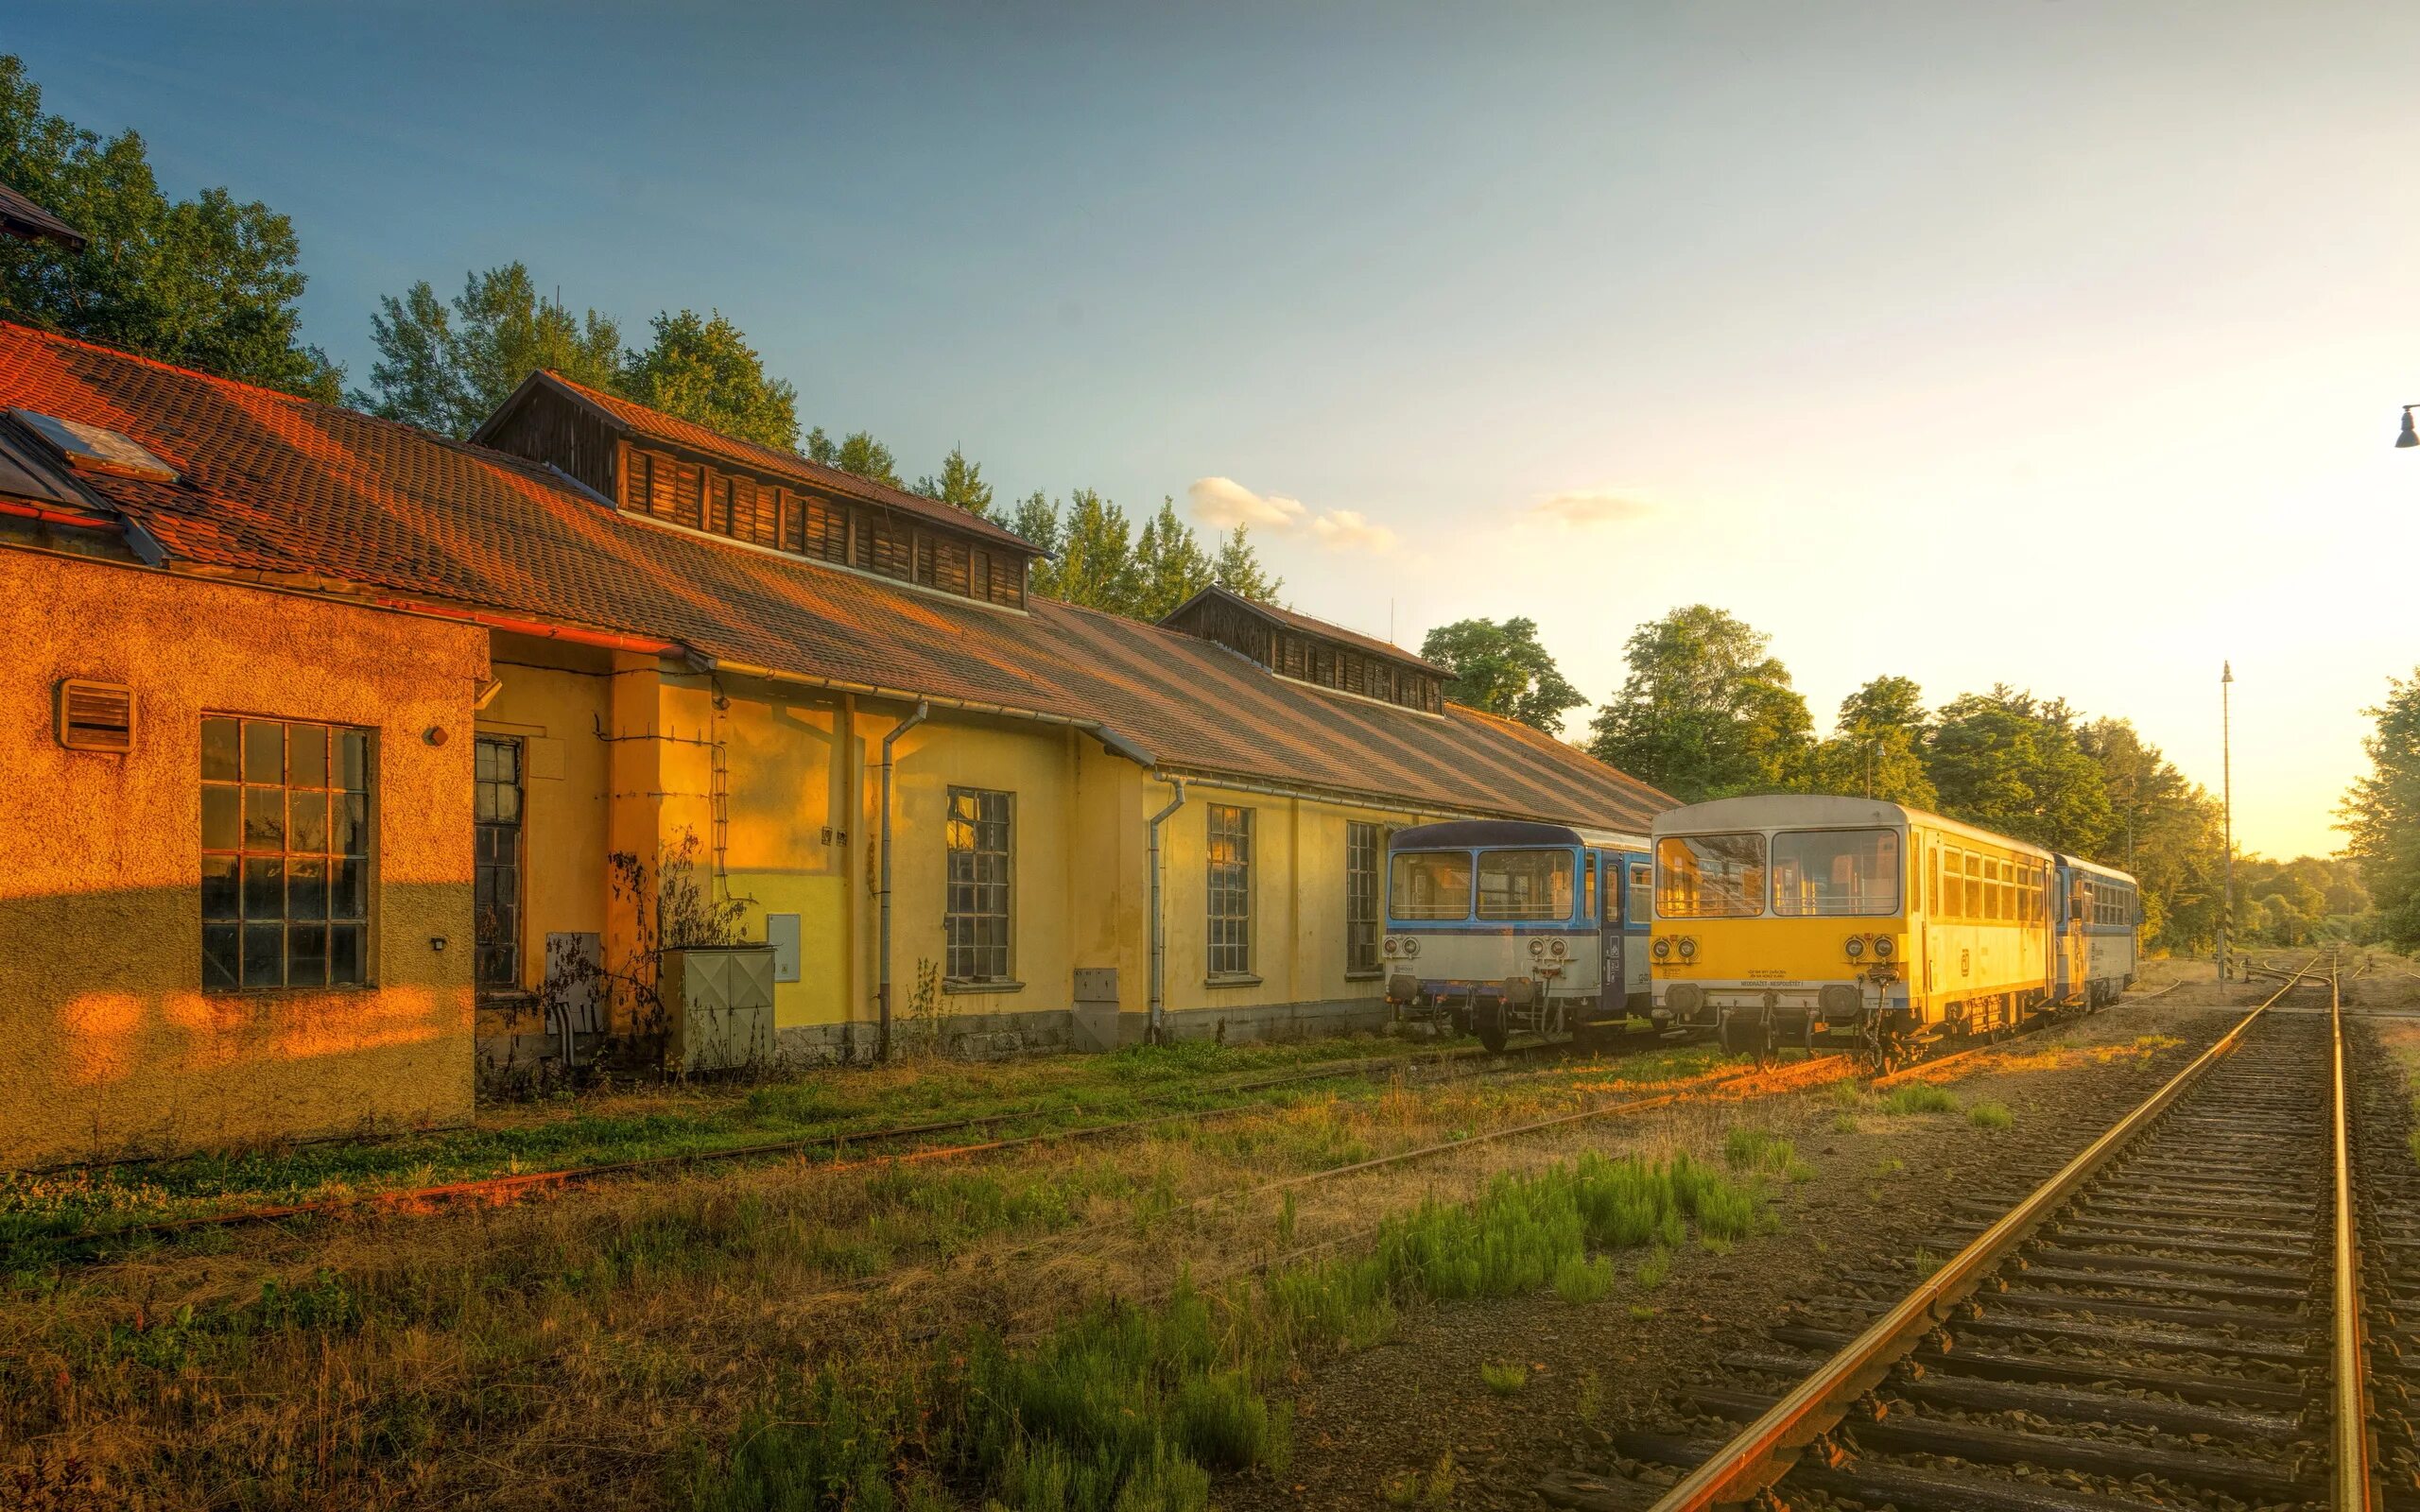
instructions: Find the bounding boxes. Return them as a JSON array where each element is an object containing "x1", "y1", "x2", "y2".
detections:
[
  {"x1": 1656, "y1": 833, "x2": 1766, "y2": 918},
  {"x1": 1772, "y1": 829, "x2": 1901, "y2": 916},
  {"x1": 1477, "y1": 849, "x2": 1574, "y2": 921},
  {"x1": 1390, "y1": 850, "x2": 1473, "y2": 919}
]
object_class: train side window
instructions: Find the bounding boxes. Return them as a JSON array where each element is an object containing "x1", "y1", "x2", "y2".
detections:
[
  {"x1": 1926, "y1": 847, "x2": 1939, "y2": 916},
  {"x1": 1582, "y1": 860, "x2": 1598, "y2": 923},
  {"x1": 1962, "y1": 853, "x2": 1981, "y2": 919},
  {"x1": 1627, "y1": 863, "x2": 1651, "y2": 923}
]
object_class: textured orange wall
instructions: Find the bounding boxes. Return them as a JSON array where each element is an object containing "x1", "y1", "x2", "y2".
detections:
[{"x1": 0, "y1": 549, "x2": 487, "y2": 1168}]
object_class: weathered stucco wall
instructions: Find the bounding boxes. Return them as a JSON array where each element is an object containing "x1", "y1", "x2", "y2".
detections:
[{"x1": 0, "y1": 550, "x2": 486, "y2": 1168}]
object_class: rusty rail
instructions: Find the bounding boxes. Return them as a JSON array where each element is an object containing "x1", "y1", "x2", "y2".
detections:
[
  {"x1": 2331, "y1": 953, "x2": 2376, "y2": 1509},
  {"x1": 1644, "y1": 950, "x2": 2336, "y2": 1512}
]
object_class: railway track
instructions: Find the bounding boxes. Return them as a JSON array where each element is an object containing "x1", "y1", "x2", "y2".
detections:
[{"x1": 1548, "y1": 949, "x2": 2394, "y2": 1512}]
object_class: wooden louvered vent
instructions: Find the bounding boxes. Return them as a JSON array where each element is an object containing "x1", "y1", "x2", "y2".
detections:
[{"x1": 56, "y1": 679, "x2": 134, "y2": 753}]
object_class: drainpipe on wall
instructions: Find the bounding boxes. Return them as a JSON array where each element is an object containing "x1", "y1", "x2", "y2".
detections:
[
  {"x1": 1146, "y1": 779, "x2": 1188, "y2": 1045},
  {"x1": 877, "y1": 700, "x2": 931, "y2": 1063}
]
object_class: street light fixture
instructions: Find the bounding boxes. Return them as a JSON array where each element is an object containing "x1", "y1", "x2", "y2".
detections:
[{"x1": 2399, "y1": 405, "x2": 2418, "y2": 449}]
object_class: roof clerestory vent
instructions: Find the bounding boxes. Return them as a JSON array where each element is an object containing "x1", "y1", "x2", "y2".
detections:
[
  {"x1": 56, "y1": 679, "x2": 134, "y2": 753},
  {"x1": 9, "y1": 409, "x2": 178, "y2": 483}
]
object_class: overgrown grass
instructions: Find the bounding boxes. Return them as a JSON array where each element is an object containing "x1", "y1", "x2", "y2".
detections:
[
  {"x1": 1967, "y1": 1101, "x2": 2014, "y2": 1130},
  {"x1": 1877, "y1": 1085, "x2": 1961, "y2": 1117},
  {"x1": 1552, "y1": 1253, "x2": 1616, "y2": 1303},
  {"x1": 1, "y1": 1035, "x2": 1425, "y2": 1241},
  {"x1": 1724, "y1": 1126, "x2": 1813, "y2": 1182},
  {"x1": 680, "y1": 1149, "x2": 1769, "y2": 1511},
  {"x1": 1479, "y1": 1361, "x2": 1529, "y2": 1395}
]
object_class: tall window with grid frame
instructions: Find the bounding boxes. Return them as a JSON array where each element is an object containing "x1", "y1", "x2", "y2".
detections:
[
  {"x1": 474, "y1": 736, "x2": 524, "y2": 991},
  {"x1": 200, "y1": 716, "x2": 372, "y2": 991},
  {"x1": 1346, "y1": 820, "x2": 1382, "y2": 975},
  {"x1": 944, "y1": 787, "x2": 1013, "y2": 983},
  {"x1": 1207, "y1": 804, "x2": 1253, "y2": 978}
]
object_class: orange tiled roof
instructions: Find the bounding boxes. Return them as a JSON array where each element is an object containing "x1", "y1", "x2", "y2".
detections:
[
  {"x1": 0, "y1": 322, "x2": 1668, "y2": 831},
  {"x1": 1164, "y1": 583, "x2": 1446, "y2": 674},
  {"x1": 500, "y1": 369, "x2": 1039, "y2": 555}
]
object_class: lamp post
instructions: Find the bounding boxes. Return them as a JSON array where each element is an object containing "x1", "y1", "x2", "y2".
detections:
[
  {"x1": 2219, "y1": 662, "x2": 2234, "y2": 981},
  {"x1": 2399, "y1": 405, "x2": 2418, "y2": 449}
]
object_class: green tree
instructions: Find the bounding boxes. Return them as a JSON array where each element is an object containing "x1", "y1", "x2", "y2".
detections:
[
  {"x1": 623, "y1": 308, "x2": 799, "y2": 451},
  {"x1": 1051, "y1": 489, "x2": 1142, "y2": 612},
  {"x1": 0, "y1": 54, "x2": 341, "y2": 401},
  {"x1": 917, "y1": 445, "x2": 994, "y2": 520},
  {"x1": 1420, "y1": 617, "x2": 1585, "y2": 732},
  {"x1": 2341, "y1": 671, "x2": 2420, "y2": 949},
  {"x1": 804, "y1": 426, "x2": 838, "y2": 465},
  {"x1": 2078, "y1": 716, "x2": 2221, "y2": 952},
  {"x1": 1132, "y1": 497, "x2": 1215, "y2": 620},
  {"x1": 833, "y1": 430, "x2": 901, "y2": 488},
  {"x1": 1210, "y1": 526, "x2": 1283, "y2": 604},
  {"x1": 359, "y1": 263, "x2": 623, "y2": 436},
  {"x1": 1586, "y1": 606, "x2": 1812, "y2": 801},
  {"x1": 1926, "y1": 687, "x2": 2114, "y2": 855},
  {"x1": 1792, "y1": 676, "x2": 1940, "y2": 808},
  {"x1": 1007, "y1": 490, "x2": 1061, "y2": 561}
]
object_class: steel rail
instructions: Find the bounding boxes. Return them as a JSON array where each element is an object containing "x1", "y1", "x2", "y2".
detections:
[
  {"x1": 1645, "y1": 952, "x2": 2332, "y2": 1512},
  {"x1": 2332, "y1": 952, "x2": 2376, "y2": 1510}
]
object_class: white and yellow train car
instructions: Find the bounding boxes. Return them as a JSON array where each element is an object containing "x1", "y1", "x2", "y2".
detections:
[{"x1": 1650, "y1": 795, "x2": 2131, "y2": 1056}]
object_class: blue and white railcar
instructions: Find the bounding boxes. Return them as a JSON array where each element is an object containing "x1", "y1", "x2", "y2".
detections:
[
  {"x1": 2052, "y1": 854, "x2": 2140, "y2": 1007},
  {"x1": 1380, "y1": 819, "x2": 1653, "y2": 1051}
]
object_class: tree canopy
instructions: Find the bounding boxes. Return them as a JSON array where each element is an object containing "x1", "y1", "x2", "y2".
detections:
[
  {"x1": 1014, "y1": 491, "x2": 1279, "y2": 620},
  {"x1": 1925, "y1": 687, "x2": 2115, "y2": 855},
  {"x1": 917, "y1": 446, "x2": 994, "y2": 520},
  {"x1": 622, "y1": 309, "x2": 799, "y2": 451},
  {"x1": 0, "y1": 54, "x2": 342, "y2": 402},
  {"x1": 1585, "y1": 606, "x2": 1812, "y2": 801},
  {"x1": 2342, "y1": 670, "x2": 2420, "y2": 948},
  {"x1": 1420, "y1": 617, "x2": 1585, "y2": 733},
  {"x1": 359, "y1": 263, "x2": 624, "y2": 436}
]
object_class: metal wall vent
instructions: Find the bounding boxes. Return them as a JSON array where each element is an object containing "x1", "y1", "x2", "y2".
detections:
[
  {"x1": 9, "y1": 409, "x2": 179, "y2": 483},
  {"x1": 56, "y1": 679, "x2": 134, "y2": 753}
]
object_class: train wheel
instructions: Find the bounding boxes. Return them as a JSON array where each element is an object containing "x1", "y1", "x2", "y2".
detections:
[
  {"x1": 1475, "y1": 1002, "x2": 1511, "y2": 1054},
  {"x1": 1719, "y1": 1007, "x2": 1772, "y2": 1060}
]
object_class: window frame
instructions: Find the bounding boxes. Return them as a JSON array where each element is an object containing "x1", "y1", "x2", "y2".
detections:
[
  {"x1": 1206, "y1": 804, "x2": 1254, "y2": 979},
  {"x1": 943, "y1": 786, "x2": 1015, "y2": 985},
  {"x1": 200, "y1": 713, "x2": 373, "y2": 993},
  {"x1": 1345, "y1": 821, "x2": 1382, "y2": 978},
  {"x1": 1654, "y1": 833, "x2": 1768, "y2": 919},
  {"x1": 1768, "y1": 827, "x2": 1902, "y2": 918},
  {"x1": 473, "y1": 733, "x2": 525, "y2": 992}
]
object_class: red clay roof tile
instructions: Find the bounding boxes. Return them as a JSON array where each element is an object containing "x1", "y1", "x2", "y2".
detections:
[{"x1": 0, "y1": 322, "x2": 1668, "y2": 831}]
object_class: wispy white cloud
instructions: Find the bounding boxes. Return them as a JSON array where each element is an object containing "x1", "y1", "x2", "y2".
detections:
[
  {"x1": 1526, "y1": 488, "x2": 1656, "y2": 527},
  {"x1": 1186, "y1": 476, "x2": 1398, "y2": 552}
]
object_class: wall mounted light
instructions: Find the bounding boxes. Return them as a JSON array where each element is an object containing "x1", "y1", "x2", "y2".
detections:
[{"x1": 2398, "y1": 405, "x2": 2417, "y2": 449}]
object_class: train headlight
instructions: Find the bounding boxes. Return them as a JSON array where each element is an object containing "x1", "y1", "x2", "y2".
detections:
[
  {"x1": 1402, "y1": 937, "x2": 1420, "y2": 958},
  {"x1": 1652, "y1": 936, "x2": 1672, "y2": 961},
  {"x1": 1677, "y1": 936, "x2": 1698, "y2": 960},
  {"x1": 1845, "y1": 935, "x2": 1865, "y2": 959},
  {"x1": 1872, "y1": 936, "x2": 1895, "y2": 959},
  {"x1": 1385, "y1": 936, "x2": 1400, "y2": 957},
  {"x1": 1549, "y1": 937, "x2": 1568, "y2": 958},
  {"x1": 1529, "y1": 937, "x2": 1547, "y2": 957}
]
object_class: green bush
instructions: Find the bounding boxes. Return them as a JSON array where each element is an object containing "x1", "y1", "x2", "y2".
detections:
[
  {"x1": 1479, "y1": 1361, "x2": 1529, "y2": 1396},
  {"x1": 1878, "y1": 1085, "x2": 1960, "y2": 1117},
  {"x1": 1551, "y1": 1253, "x2": 1616, "y2": 1304},
  {"x1": 1967, "y1": 1101, "x2": 2014, "y2": 1130}
]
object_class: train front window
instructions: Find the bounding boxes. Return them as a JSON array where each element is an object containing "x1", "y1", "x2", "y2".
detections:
[
  {"x1": 1771, "y1": 829, "x2": 1900, "y2": 917},
  {"x1": 1656, "y1": 833, "x2": 1766, "y2": 918},
  {"x1": 1477, "y1": 850, "x2": 1575, "y2": 920},
  {"x1": 1390, "y1": 851, "x2": 1473, "y2": 920}
]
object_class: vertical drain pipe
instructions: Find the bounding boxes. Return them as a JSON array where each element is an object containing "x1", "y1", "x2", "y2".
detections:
[
  {"x1": 877, "y1": 700, "x2": 931, "y2": 1063},
  {"x1": 1147, "y1": 779, "x2": 1188, "y2": 1045}
]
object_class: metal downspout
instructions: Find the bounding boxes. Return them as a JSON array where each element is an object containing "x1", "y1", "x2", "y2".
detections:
[
  {"x1": 1147, "y1": 780, "x2": 1188, "y2": 1044},
  {"x1": 877, "y1": 700, "x2": 931, "y2": 1063}
]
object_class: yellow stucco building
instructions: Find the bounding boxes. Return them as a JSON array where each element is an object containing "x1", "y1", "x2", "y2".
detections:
[{"x1": 0, "y1": 325, "x2": 1665, "y2": 1166}]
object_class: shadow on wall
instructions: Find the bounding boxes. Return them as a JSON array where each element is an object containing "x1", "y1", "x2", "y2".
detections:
[{"x1": 0, "y1": 881, "x2": 475, "y2": 1170}]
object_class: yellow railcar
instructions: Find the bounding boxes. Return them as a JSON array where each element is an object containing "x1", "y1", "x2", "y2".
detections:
[{"x1": 1649, "y1": 794, "x2": 2120, "y2": 1057}]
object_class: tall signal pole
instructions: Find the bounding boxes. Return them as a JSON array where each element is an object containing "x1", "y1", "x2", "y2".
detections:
[{"x1": 2219, "y1": 662, "x2": 2234, "y2": 980}]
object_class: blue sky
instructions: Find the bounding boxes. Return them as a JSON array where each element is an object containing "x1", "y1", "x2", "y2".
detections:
[{"x1": 18, "y1": 2, "x2": 2420, "y2": 857}]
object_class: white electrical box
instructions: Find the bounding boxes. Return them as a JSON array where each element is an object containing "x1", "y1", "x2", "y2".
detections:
[{"x1": 766, "y1": 913, "x2": 802, "y2": 983}]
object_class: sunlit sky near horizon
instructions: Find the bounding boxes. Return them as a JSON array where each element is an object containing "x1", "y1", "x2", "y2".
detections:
[{"x1": 19, "y1": 2, "x2": 2420, "y2": 860}]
